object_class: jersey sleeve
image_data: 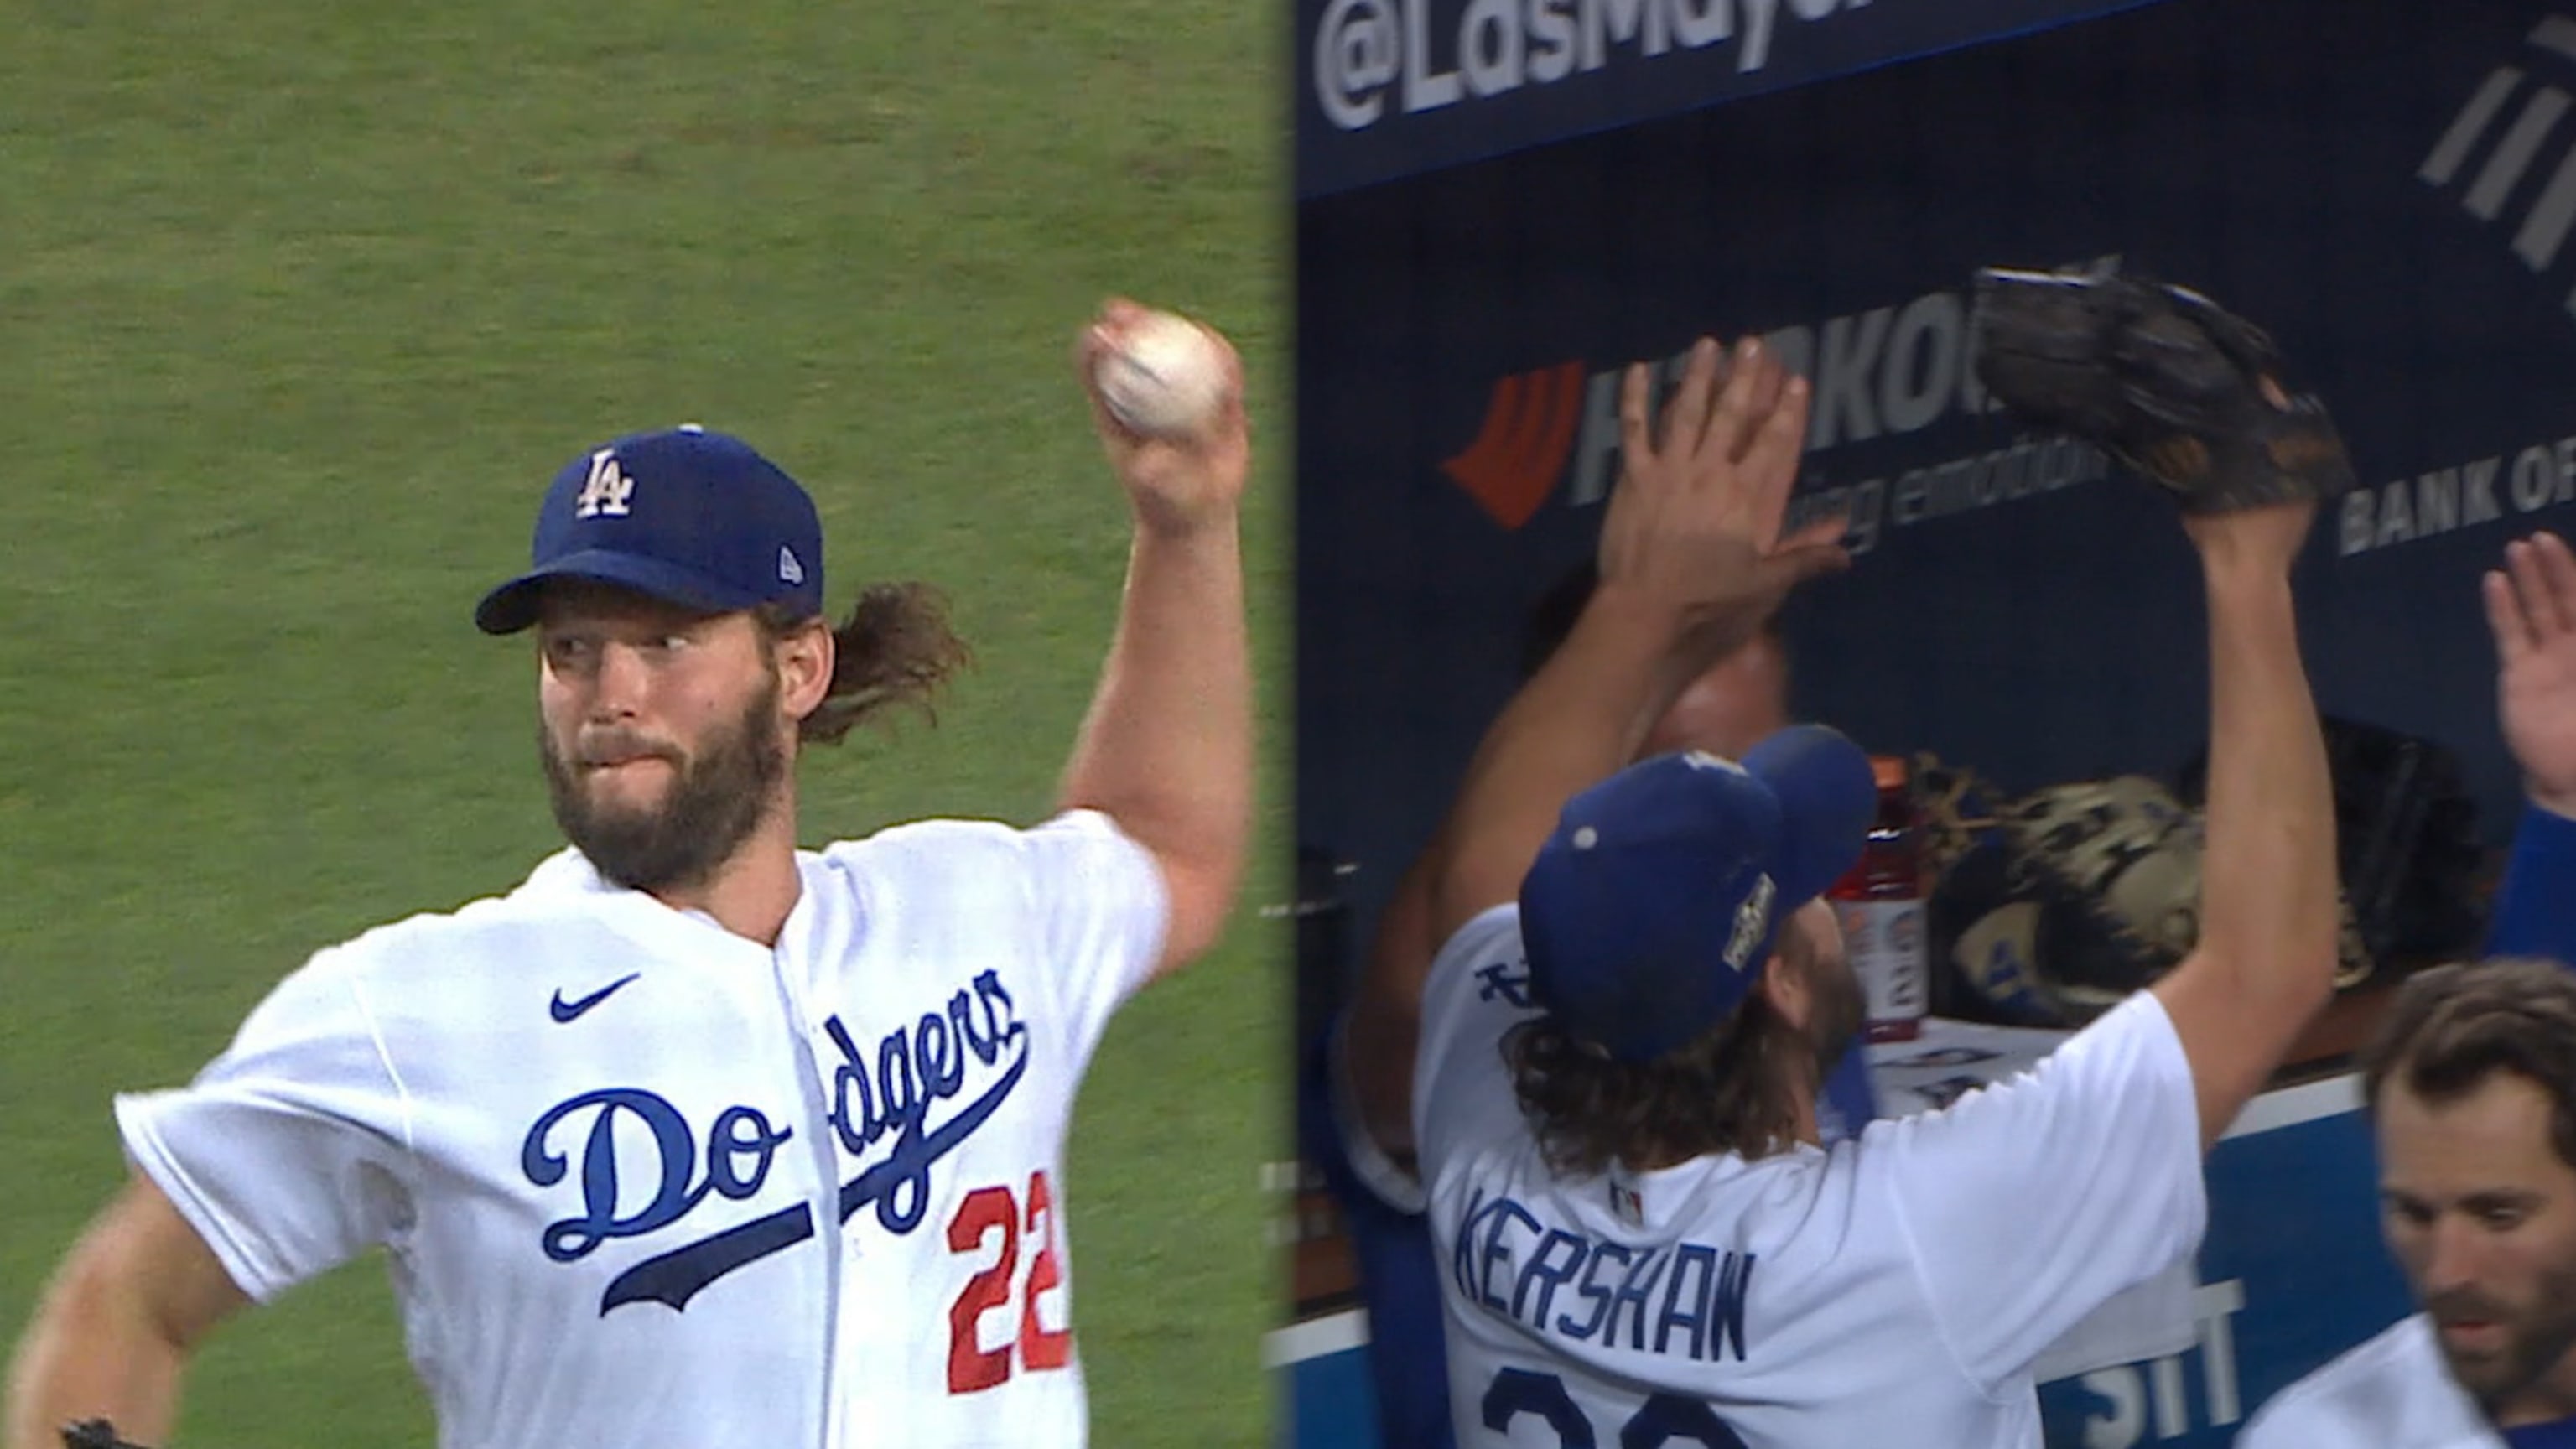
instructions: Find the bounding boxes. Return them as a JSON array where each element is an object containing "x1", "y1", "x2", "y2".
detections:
[
  {"x1": 2489, "y1": 801, "x2": 2576, "y2": 964},
  {"x1": 113, "y1": 948, "x2": 416, "y2": 1303},
  {"x1": 998, "y1": 808, "x2": 1172, "y2": 1062},
  {"x1": 1410, "y1": 905, "x2": 1542, "y2": 1187},
  {"x1": 1867, "y1": 989, "x2": 2206, "y2": 1390}
]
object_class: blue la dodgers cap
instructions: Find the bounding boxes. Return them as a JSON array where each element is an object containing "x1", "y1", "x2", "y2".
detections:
[
  {"x1": 475, "y1": 424, "x2": 825, "y2": 635},
  {"x1": 1519, "y1": 725, "x2": 1881, "y2": 1064}
]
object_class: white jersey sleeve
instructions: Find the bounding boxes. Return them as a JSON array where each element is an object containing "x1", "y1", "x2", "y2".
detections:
[
  {"x1": 824, "y1": 808, "x2": 1169, "y2": 1067},
  {"x1": 999, "y1": 808, "x2": 1169, "y2": 1052},
  {"x1": 113, "y1": 947, "x2": 414, "y2": 1302},
  {"x1": 1867, "y1": 989, "x2": 2206, "y2": 1389},
  {"x1": 1411, "y1": 904, "x2": 1541, "y2": 1186}
]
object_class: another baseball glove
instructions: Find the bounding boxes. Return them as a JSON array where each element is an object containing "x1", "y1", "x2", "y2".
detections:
[
  {"x1": 1930, "y1": 771, "x2": 2376, "y2": 1028},
  {"x1": 1970, "y1": 267, "x2": 2357, "y2": 513}
]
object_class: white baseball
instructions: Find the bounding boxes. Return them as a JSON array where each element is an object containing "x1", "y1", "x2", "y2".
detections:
[{"x1": 1093, "y1": 309, "x2": 1228, "y2": 439}]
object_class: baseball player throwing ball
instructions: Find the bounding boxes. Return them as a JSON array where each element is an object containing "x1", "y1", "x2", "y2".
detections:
[
  {"x1": 2, "y1": 299, "x2": 1253, "y2": 1449},
  {"x1": 1371, "y1": 275, "x2": 2350, "y2": 1446}
]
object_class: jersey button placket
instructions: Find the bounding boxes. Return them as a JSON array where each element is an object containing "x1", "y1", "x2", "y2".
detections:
[{"x1": 762, "y1": 936, "x2": 848, "y2": 1448}]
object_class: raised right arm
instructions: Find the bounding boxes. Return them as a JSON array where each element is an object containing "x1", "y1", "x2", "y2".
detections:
[{"x1": 2148, "y1": 501, "x2": 2342, "y2": 1151}]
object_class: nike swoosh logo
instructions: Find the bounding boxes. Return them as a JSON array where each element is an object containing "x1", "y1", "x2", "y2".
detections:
[{"x1": 550, "y1": 973, "x2": 641, "y2": 1024}]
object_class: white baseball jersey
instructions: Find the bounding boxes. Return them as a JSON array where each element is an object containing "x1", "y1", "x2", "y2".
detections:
[
  {"x1": 1415, "y1": 905, "x2": 2205, "y2": 1449},
  {"x1": 116, "y1": 810, "x2": 1166, "y2": 1449},
  {"x1": 2237, "y1": 1314, "x2": 2505, "y2": 1449}
]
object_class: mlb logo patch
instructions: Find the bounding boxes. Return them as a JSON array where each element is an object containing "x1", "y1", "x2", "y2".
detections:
[{"x1": 1607, "y1": 1175, "x2": 1644, "y2": 1228}]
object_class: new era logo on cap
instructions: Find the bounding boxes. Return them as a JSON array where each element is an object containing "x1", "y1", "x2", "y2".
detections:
[
  {"x1": 1518, "y1": 726, "x2": 1879, "y2": 1064},
  {"x1": 474, "y1": 426, "x2": 827, "y2": 635}
]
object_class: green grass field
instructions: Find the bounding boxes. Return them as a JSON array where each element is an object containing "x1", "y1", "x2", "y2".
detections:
[{"x1": 0, "y1": 2, "x2": 1285, "y2": 1444}]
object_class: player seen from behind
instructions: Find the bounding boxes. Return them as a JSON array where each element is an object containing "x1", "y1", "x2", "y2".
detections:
[{"x1": 1363, "y1": 279, "x2": 2347, "y2": 1446}]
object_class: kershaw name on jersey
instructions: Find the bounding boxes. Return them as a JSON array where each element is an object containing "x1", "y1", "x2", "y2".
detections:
[{"x1": 1452, "y1": 1187, "x2": 1757, "y2": 1363}]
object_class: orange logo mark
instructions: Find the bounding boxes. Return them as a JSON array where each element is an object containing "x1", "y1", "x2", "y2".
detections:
[{"x1": 1440, "y1": 361, "x2": 1587, "y2": 530}]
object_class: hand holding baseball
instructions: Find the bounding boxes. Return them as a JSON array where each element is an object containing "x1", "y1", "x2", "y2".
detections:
[
  {"x1": 1596, "y1": 335, "x2": 1846, "y2": 656},
  {"x1": 2487, "y1": 530, "x2": 2576, "y2": 818},
  {"x1": 1076, "y1": 298, "x2": 1249, "y2": 537}
]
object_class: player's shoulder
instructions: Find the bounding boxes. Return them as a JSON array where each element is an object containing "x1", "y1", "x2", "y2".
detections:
[
  {"x1": 319, "y1": 849, "x2": 623, "y2": 973},
  {"x1": 825, "y1": 808, "x2": 1137, "y2": 852},
  {"x1": 1426, "y1": 903, "x2": 1527, "y2": 989},
  {"x1": 813, "y1": 809, "x2": 1148, "y2": 882},
  {"x1": 214, "y1": 851, "x2": 608, "y2": 1030},
  {"x1": 1415, "y1": 904, "x2": 1534, "y2": 1043},
  {"x1": 1861, "y1": 989, "x2": 2183, "y2": 1136},
  {"x1": 819, "y1": 812, "x2": 1032, "y2": 861},
  {"x1": 2241, "y1": 1315, "x2": 2483, "y2": 1446},
  {"x1": 1411, "y1": 904, "x2": 1536, "y2": 1135}
]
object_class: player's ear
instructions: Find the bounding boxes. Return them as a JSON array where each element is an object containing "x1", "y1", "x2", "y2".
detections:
[
  {"x1": 773, "y1": 615, "x2": 835, "y2": 722},
  {"x1": 1759, "y1": 949, "x2": 1815, "y2": 1033}
]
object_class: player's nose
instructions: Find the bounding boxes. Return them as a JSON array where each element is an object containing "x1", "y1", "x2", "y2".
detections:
[
  {"x1": 586, "y1": 640, "x2": 653, "y2": 719},
  {"x1": 2421, "y1": 1215, "x2": 2484, "y2": 1296}
]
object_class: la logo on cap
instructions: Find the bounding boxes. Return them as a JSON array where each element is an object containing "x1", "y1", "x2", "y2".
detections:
[{"x1": 573, "y1": 449, "x2": 636, "y2": 520}]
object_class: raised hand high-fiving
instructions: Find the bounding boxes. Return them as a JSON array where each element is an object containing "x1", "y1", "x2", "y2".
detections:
[
  {"x1": 2486, "y1": 530, "x2": 2576, "y2": 819},
  {"x1": 1595, "y1": 335, "x2": 1847, "y2": 662}
]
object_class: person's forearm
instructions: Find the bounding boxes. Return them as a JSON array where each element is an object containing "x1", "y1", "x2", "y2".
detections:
[
  {"x1": 1427, "y1": 583, "x2": 1705, "y2": 936},
  {"x1": 1340, "y1": 584, "x2": 1699, "y2": 1159},
  {"x1": 2194, "y1": 557, "x2": 2339, "y2": 1010},
  {"x1": 7, "y1": 1266, "x2": 186, "y2": 1449},
  {"x1": 1057, "y1": 511, "x2": 1252, "y2": 958}
]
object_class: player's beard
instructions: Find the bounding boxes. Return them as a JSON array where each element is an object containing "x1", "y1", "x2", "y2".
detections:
[
  {"x1": 2428, "y1": 1256, "x2": 2576, "y2": 1413},
  {"x1": 539, "y1": 672, "x2": 790, "y2": 893}
]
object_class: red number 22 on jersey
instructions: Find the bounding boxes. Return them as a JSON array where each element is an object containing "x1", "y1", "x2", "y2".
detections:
[{"x1": 946, "y1": 1169, "x2": 1072, "y2": 1394}]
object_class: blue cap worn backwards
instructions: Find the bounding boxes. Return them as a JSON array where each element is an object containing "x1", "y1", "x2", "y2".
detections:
[
  {"x1": 475, "y1": 425, "x2": 825, "y2": 635},
  {"x1": 1518, "y1": 725, "x2": 1880, "y2": 1064}
]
